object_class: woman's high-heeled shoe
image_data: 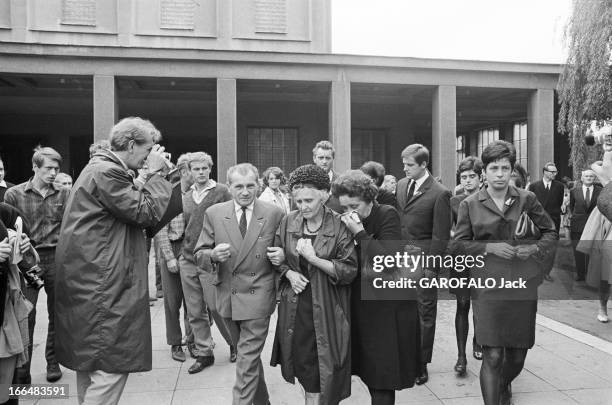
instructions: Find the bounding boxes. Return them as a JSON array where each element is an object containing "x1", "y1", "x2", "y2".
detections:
[{"x1": 454, "y1": 357, "x2": 467, "y2": 376}]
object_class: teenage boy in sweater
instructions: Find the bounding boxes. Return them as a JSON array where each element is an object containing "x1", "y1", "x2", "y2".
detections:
[{"x1": 179, "y1": 152, "x2": 236, "y2": 374}]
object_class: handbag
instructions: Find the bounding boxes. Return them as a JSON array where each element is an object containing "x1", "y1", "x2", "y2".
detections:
[{"x1": 514, "y1": 211, "x2": 541, "y2": 240}]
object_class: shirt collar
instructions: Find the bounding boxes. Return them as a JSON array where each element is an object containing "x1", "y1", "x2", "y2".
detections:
[
  {"x1": 411, "y1": 171, "x2": 429, "y2": 190},
  {"x1": 583, "y1": 184, "x2": 592, "y2": 190},
  {"x1": 24, "y1": 178, "x2": 60, "y2": 194},
  {"x1": 108, "y1": 150, "x2": 129, "y2": 172},
  {"x1": 191, "y1": 179, "x2": 217, "y2": 192},
  {"x1": 0, "y1": 180, "x2": 6, "y2": 188},
  {"x1": 234, "y1": 200, "x2": 255, "y2": 214},
  {"x1": 543, "y1": 179, "x2": 552, "y2": 186}
]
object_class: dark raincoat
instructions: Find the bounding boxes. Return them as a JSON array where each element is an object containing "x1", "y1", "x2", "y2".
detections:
[
  {"x1": 54, "y1": 150, "x2": 180, "y2": 373},
  {"x1": 271, "y1": 206, "x2": 358, "y2": 405}
]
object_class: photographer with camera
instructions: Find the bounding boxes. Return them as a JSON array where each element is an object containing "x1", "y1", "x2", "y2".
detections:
[
  {"x1": 54, "y1": 117, "x2": 181, "y2": 405},
  {"x1": 3, "y1": 147, "x2": 69, "y2": 384}
]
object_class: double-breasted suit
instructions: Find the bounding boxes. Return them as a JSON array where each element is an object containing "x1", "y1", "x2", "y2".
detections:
[
  {"x1": 395, "y1": 173, "x2": 452, "y2": 365},
  {"x1": 195, "y1": 199, "x2": 284, "y2": 405},
  {"x1": 569, "y1": 184, "x2": 602, "y2": 280}
]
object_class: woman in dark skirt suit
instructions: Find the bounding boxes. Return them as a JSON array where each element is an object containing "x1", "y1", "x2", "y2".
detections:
[
  {"x1": 454, "y1": 141, "x2": 557, "y2": 405},
  {"x1": 449, "y1": 157, "x2": 484, "y2": 374},
  {"x1": 332, "y1": 170, "x2": 420, "y2": 405}
]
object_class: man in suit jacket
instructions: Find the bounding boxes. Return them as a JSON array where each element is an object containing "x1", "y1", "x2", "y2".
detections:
[
  {"x1": 195, "y1": 163, "x2": 284, "y2": 405},
  {"x1": 569, "y1": 169, "x2": 602, "y2": 281},
  {"x1": 528, "y1": 162, "x2": 565, "y2": 281},
  {"x1": 312, "y1": 140, "x2": 342, "y2": 213},
  {"x1": 395, "y1": 144, "x2": 452, "y2": 385}
]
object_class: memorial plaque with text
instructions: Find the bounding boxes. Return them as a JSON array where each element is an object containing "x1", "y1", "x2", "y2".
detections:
[
  {"x1": 255, "y1": 0, "x2": 287, "y2": 34},
  {"x1": 160, "y1": 0, "x2": 196, "y2": 30},
  {"x1": 61, "y1": 0, "x2": 96, "y2": 26}
]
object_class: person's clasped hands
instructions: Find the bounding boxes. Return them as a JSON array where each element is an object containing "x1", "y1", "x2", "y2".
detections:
[
  {"x1": 0, "y1": 233, "x2": 32, "y2": 263},
  {"x1": 485, "y1": 242, "x2": 538, "y2": 260}
]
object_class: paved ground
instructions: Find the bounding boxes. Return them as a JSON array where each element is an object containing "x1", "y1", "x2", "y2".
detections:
[{"x1": 15, "y1": 248, "x2": 612, "y2": 404}]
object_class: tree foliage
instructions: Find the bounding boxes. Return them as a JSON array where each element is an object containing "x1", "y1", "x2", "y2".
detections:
[{"x1": 557, "y1": 0, "x2": 612, "y2": 178}]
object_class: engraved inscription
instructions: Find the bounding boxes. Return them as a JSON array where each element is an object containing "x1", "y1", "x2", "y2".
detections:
[
  {"x1": 255, "y1": 0, "x2": 287, "y2": 34},
  {"x1": 61, "y1": 0, "x2": 96, "y2": 26},
  {"x1": 160, "y1": 0, "x2": 196, "y2": 30}
]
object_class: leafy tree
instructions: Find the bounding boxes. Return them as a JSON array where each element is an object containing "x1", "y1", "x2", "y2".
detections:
[{"x1": 557, "y1": 0, "x2": 612, "y2": 179}]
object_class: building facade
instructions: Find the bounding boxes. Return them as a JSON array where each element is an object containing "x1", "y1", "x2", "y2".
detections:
[{"x1": 0, "y1": 0, "x2": 565, "y2": 184}]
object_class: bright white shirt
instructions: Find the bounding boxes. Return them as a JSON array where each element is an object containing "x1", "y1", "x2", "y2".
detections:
[
  {"x1": 409, "y1": 171, "x2": 429, "y2": 194},
  {"x1": 0, "y1": 181, "x2": 6, "y2": 188},
  {"x1": 191, "y1": 180, "x2": 217, "y2": 204},
  {"x1": 234, "y1": 200, "x2": 254, "y2": 229},
  {"x1": 543, "y1": 179, "x2": 552, "y2": 189},
  {"x1": 582, "y1": 184, "x2": 593, "y2": 201}
]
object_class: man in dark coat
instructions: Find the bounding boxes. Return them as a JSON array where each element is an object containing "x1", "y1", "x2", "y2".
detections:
[
  {"x1": 569, "y1": 169, "x2": 601, "y2": 281},
  {"x1": 312, "y1": 140, "x2": 342, "y2": 213},
  {"x1": 54, "y1": 117, "x2": 181, "y2": 405},
  {"x1": 395, "y1": 144, "x2": 452, "y2": 385},
  {"x1": 528, "y1": 162, "x2": 565, "y2": 281}
]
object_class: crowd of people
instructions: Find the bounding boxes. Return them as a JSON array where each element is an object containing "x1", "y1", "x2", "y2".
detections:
[{"x1": 0, "y1": 116, "x2": 611, "y2": 405}]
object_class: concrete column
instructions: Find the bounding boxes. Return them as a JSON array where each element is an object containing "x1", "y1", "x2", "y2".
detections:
[
  {"x1": 93, "y1": 75, "x2": 117, "y2": 142},
  {"x1": 329, "y1": 73, "x2": 351, "y2": 173},
  {"x1": 217, "y1": 78, "x2": 237, "y2": 182},
  {"x1": 432, "y1": 85, "x2": 456, "y2": 187},
  {"x1": 527, "y1": 89, "x2": 554, "y2": 179}
]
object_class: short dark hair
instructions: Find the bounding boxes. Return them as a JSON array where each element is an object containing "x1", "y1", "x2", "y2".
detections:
[
  {"x1": 542, "y1": 161, "x2": 556, "y2": 172},
  {"x1": 262, "y1": 167, "x2": 287, "y2": 187},
  {"x1": 312, "y1": 140, "x2": 335, "y2": 158},
  {"x1": 32, "y1": 146, "x2": 62, "y2": 168},
  {"x1": 401, "y1": 144, "x2": 429, "y2": 165},
  {"x1": 511, "y1": 163, "x2": 529, "y2": 189},
  {"x1": 332, "y1": 170, "x2": 378, "y2": 204},
  {"x1": 481, "y1": 140, "x2": 516, "y2": 170},
  {"x1": 457, "y1": 156, "x2": 483, "y2": 177},
  {"x1": 359, "y1": 161, "x2": 386, "y2": 187}
]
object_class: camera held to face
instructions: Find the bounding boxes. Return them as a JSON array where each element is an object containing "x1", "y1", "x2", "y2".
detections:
[{"x1": 584, "y1": 121, "x2": 612, "y2": 150}]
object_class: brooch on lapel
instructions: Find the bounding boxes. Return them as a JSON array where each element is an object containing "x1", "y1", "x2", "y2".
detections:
[{"x1": 504, "y1": 198, "x2": 515, "y2": 207}]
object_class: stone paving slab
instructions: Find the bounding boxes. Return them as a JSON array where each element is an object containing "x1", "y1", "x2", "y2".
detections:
[{"x1": 16, "y1": 270, "x2": 612, "y2": 404}]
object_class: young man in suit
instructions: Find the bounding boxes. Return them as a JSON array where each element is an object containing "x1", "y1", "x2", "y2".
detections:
[
  {"x1": 569, "y1": 169, "x2": 601, "y2": 281},
  {"x1": 528, "y1": 162, "x2": 565, "y2": 281},
  {"x1": 395, "y1": 144, "x2": 452, "y2": 385},
  {"x1": 312, "y1": 140, "x2": 342, "y2": 213},
  {"x1": 195, "y1": 163, "x2": 284, "y2": 405}
]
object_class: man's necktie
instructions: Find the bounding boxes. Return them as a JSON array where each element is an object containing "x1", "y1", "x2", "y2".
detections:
[
  {"x1": 239, "y1": 207, "x2": 247, "y2": 238},
  {"x1": 545, "y1": 183, "x2": 550, "y2": 192},
  {"x1": 406, "y1": 180, "x2": 416, "y2": 201},
  {"x1": 585, "y1": 187, "x2": 591, "y2": 207}
]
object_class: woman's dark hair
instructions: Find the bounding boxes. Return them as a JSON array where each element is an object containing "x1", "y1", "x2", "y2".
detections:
[
  {"x1": 511, "y1": 163, "x2": 529, "y2": 189},
  {"x1": 360, "y1": 161, "x2": 386, "y2": 187},
  {"x1": 457, "y1": 156, "x2": 483, "y2": 176},
  {"x1": 262, "y1": 166, "x2": 287, "y2": 187},
  {"x1": 332, "y1": 170, "x2": 378, "y2": 204},
  {"x1": 288, "y1": 164, "x2": 331, "y2": 192},
  {"x1": 481, "y1": 140, "x2": 516, "y2": 170}
]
